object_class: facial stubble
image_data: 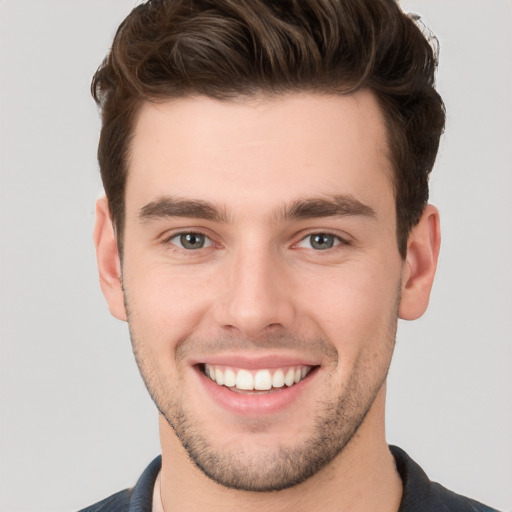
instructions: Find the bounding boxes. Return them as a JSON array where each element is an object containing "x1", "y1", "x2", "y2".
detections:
[{"x1": 124, "y1": 288, "x2": 400, "y2": 492}]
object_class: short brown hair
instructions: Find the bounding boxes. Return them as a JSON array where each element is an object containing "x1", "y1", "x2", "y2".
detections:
[{"x1": 92, "y1": 0, "x2": 445, "y2": 258}]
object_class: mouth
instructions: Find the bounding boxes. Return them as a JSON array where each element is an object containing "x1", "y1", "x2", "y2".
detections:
[{"x1": 198, "y1": 363, "x2": 316, "y2": 394}]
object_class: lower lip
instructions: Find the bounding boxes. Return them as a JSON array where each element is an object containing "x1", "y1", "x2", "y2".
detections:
[{"x1": 195, "y1": 366, "x2": 318, "y2": 416}]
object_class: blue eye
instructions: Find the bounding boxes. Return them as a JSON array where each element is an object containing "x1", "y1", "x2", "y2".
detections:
[
  {"x1": 168, "y1": 232, "x2": 212, "y2": 250},
  {"x1": 298, "y1": 233, "x2": 342, "y2": 250}
]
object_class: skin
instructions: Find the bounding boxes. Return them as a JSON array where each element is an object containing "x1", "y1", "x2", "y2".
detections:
[{"x1": 94, "y1": 91, "x2": 440, "y2": 512}]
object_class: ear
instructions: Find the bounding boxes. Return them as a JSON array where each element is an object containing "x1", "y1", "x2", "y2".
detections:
[
  {"x1": 399, "y1": 204, "x2": 441, "y2": 320},
  {"x1": 93, "y1": 196, "x2": 127, "y2": 321}
]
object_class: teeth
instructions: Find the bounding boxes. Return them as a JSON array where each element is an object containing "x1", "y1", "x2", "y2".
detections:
[
  {"x1": 235, "y1": 369, "x2": 253, "y2": 390},
  {"x1": 254, "y1": 369, "x2": 272, "y2": 390},
  {"x1": 204, "y1": 364, "x2": 312, "y2": 392},
  {"x1": 272, "y1": 369, "x2": 285, "y2": 388},
  {"x1": 285, "y1": 368, "x2": 295, "y2": 386},
  {"x1": 224, "y1": 368, "x2": 236, "y2": 387}
]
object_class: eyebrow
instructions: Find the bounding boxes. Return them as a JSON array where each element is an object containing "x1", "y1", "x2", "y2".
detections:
[
  {"x1": 139, "y1": 197, "x2": 229, "y2": 223},
  {"x1": 277, "y1": 194, "x2": 377, "y2": 222},
  {"x1": 138, "y1": 194, "x2": 376, "y2": 224}
]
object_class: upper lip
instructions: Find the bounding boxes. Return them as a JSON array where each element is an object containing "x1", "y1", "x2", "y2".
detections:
[{"x1": 189, "y1": 352, "x2": 321, "y2": 370}]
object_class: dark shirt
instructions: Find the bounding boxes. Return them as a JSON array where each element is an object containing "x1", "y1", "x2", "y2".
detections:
[{"x1": 78, "y1": 445, "x2": 501, "y2": 512}]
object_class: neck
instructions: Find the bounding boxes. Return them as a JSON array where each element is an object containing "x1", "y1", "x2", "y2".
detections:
[{"x1": 158, "y1": 387, "x2": 402, "y2": 512}]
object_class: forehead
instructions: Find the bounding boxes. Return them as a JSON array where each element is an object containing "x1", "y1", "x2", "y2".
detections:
[{"x1": 127, "y1": 91, "x2": 394, "y2": 218}]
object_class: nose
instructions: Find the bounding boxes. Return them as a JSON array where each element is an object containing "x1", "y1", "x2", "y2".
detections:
[{"x1": 213, "y1": 245, "x2": 296, "y2": 339}]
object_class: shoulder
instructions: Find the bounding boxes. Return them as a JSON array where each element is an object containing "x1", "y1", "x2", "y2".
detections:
[
  {"x1": 77, "y1": 488, "x2": 132, "y2": 512},
  {"x1": 428, "y1": 481, "x2": 500, "y2": 512},
  {"x1": 390, "y1": 446, "x2": 502, "y2": 512},
  {"x1": 76, "y1": 456, "x2": 162, "y2": 512}
]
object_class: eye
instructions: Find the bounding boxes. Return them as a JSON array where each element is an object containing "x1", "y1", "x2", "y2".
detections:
[
  {"x1": 168, "y1": 232, "x2": 213, "y2": 250},
  {"x1": 297, "y1": 233, "x2": 343, "y2": 250}
]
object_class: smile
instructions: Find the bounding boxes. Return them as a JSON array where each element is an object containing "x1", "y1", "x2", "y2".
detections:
[{"x1": 202, "y1": 364, "x2": 313, "y2": 393}]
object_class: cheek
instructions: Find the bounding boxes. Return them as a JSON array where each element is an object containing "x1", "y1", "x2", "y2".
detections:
[
  {"x1": 123, "y1": 259, "x2": 216, "y2": 350},
  {"x1": 122, "y1": 240, "x2": 403, "y2": 362},
  {"x1": 296, "y1": 258, "x2": 401, "y2": 351}
]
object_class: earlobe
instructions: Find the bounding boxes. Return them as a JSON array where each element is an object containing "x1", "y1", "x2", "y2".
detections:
[
  {"x1": 399, "y1": 205, "x2": 441, "y2": 321},
  {"x1": 93, "y1": 196, "x2": 127, "y2": 321}
]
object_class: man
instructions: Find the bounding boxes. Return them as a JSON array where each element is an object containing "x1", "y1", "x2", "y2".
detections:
[{"x1": 80, "y1": 0, "x2": 499, "y2": 511}]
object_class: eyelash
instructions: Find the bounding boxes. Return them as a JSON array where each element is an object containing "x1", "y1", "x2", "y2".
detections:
[
  {"x1": 163, "y1": 230, "x2": 350, "y2": 253},
  {"x1": 294, "y1": 231, "x2": 350, "y2": 251},
  {"x1": 164, "y1": 231, "x2": 216, "y2": 252}
]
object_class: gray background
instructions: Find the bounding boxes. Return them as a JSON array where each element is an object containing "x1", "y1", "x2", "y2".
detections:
[{"x1": 0, "y1": 1, "x2": 510, "y2": 511}]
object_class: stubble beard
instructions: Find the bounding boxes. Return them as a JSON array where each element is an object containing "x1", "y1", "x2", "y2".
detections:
[
  {"x1": 125, "y1": 293, "x2": 400, "y2": 492},
  {"x1": 158, "y1": 368, "x2": 389, "y2": 492}
]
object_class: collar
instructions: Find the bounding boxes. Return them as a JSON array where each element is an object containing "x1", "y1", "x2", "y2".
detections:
[{"x1": 121, "y1": 446, "x2": 498, "y2": 512}]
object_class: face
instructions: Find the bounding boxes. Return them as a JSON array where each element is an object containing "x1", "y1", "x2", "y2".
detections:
[{"x1": 111, "y1": 92, "x2": 406, "y2": 491}]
